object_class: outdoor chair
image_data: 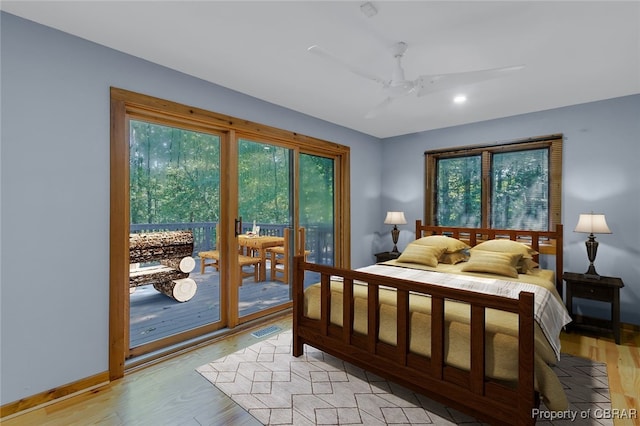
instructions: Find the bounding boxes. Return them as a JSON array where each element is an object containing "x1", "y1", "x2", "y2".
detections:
[
  {"x1": 266, "y1": 227, "x2": 310, "y2": 284},
  {"x1": 198, "y1": 225, "x2": 261, "y2": 285}
]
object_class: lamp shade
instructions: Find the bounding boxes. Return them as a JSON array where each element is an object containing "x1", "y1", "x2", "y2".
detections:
[
  {"x1": 384, "y1": 211, "x2": 407, "y2": 225},
  {"x1": 574, "y1": 214, "x2": 612, "y2": 234}
]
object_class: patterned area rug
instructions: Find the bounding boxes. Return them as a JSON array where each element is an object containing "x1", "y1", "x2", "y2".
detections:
[{"x1": 196, "y1": 331, "x2": 611, "y2": 425}]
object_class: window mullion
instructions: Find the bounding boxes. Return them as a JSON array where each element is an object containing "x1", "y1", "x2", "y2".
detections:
[{"x1": 481, "y1": 151, "x2": 491, "y2": 228}]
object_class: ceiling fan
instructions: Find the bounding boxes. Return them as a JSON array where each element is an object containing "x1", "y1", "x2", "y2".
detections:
[{"x1": 308, "y1": 42, "x2": 524, "y2": 118}]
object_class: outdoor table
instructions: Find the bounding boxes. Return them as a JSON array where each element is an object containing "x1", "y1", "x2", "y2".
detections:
[{"x1": 238, "y1": 235, "x2": 284, "y2": 281}]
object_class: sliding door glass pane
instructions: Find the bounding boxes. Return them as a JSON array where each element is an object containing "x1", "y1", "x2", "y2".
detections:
[
  {"x1": 238, "y1": 139, "x2": 291, "y2": 228},
  {"x1": 436, "y1": 156, "x2": 481, "y2": 226},
  {"x1": 129, "y1": 120, "x2": 222, "y2": 349},
  {"x1": 491, "y1": 149, "x2": 549, "y2": 230},
  {"x1": 237, "y1": 139, "x2": 292, "y2": 317},
  {"x1": 300, "y1": 153, "x2": 334, "y2": 270}
]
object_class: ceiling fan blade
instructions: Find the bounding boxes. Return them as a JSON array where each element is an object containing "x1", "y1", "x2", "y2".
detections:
[
  {"x1": 416, "y1": 65, "x2": 524, "y2": 97},
  {"x1": 308, "y1": 45, "x2": 386, "y2": 85},
  {"x1": 365, "y1": 97, "x2": 394, "y2": 119}
]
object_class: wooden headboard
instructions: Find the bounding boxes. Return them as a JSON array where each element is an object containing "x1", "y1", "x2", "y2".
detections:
[{"x1": 415, "y1": 220, "x2": 564, "y2": 297}]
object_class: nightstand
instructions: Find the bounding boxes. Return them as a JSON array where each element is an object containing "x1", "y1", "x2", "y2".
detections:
[
  {"x1": 563, "y1": 272, "x2": 624, "y2": 344},
  {"x1": 374, "y1": 251, "x2": 400, "y2": 263}
]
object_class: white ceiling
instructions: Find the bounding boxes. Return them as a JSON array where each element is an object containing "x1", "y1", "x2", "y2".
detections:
[{"x1": 3, "y1": 1, "x2": 639, "y2": 138}]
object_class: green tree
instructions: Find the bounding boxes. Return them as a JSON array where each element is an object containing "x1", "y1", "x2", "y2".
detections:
[
  {"x1": 436, "y1": 156, "x2": 481, "y2": 226},
  {"x1": 130, "y1": 120, "x2": 221, "y2": 224},
  {"x1": 129, "y1": 122, "x2": 335, "y2": 232}
]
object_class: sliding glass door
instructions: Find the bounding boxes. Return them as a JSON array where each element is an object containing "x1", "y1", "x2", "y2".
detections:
[
  {"x1": 126, "y1": 128, "x2": 340, "y2": 353},
  {"x1": 128, "y1": 120, "x2": 225, "y2": 357},
  {"x1": 234, "y1": 143, "x2": 338, "y2": 319},
  {"x1": 111, "y1": 88, "x2": 350, "y2": 373},
  {"x1": 236, "y1": 138, "x2": 293, "y2": 319},
  {"x1": 299, "y1": 153, "x2": 335, "y2": 266}
]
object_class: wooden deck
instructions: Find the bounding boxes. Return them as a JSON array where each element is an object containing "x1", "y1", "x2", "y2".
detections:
[{"x1": 130, "y1": 259, "x2": 319, "y2": 348}]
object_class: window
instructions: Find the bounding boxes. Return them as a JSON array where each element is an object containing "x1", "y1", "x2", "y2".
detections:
[
  {"x1": 425, "y1": 135, "x2": 562, "y2": 231},
  {"x1": 435, "y1": 155, "x2": 481, "y2": 227}
]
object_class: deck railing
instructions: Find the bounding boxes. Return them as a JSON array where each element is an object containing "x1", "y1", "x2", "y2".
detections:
[{"x1": 130, "y1": 222, "x2": 333, "y2": 265}]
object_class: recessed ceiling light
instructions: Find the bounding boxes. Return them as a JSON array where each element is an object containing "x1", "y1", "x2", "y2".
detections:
[{"x1": 454, "y1": 95, "x2": 467, "y2": 104}]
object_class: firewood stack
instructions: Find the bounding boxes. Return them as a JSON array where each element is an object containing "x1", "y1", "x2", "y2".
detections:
[{"x1": 129, "y1": 230, "x2": 197, "y2": 302}]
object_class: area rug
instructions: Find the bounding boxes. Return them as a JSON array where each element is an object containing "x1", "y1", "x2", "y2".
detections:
[{"x1": 196, "y1": 331, "x2": 612, "y2": 425}]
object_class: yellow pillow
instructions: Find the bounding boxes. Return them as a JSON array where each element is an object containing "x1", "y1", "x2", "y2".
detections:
[
  {"x1": 397, "y1": 244, "x2": 446, "y2": 267},
  {"x1": 413, "y1": 235, "x2": 470, "y2": 253},
  {"x1": 439, "y1": 251, "x2": 469, "y2": 265},
  {"x1": 461, "y1": 250, "x2": 522, "y2": 278},
  {"x1": 519, "y1": 258, "x2": 540, "y2": 274},
  {"x1": 472, "y1": 239, "x2": 538, "y2": 273},
  {"x1": 472, "y1": 239, "x2": 538, "y2": 257}
]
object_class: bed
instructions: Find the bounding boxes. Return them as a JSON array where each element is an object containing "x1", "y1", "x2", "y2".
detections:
[{"x1": 292, "y1": 220, "x2": 570, "y2": 426}]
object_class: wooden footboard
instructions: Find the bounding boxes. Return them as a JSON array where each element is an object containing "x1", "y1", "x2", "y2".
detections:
[{"x1": 292, "y1": 256, "x2": 539, "y2": 426}]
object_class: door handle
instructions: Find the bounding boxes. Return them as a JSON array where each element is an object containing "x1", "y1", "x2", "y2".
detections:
[{"x1": 235, "y1": 217, "x2": 242, "y2": 237}]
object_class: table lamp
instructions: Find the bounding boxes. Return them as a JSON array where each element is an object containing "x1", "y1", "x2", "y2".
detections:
[
  {"x1": 384, "y1": 211, "x2": 407, "y2": 253},
  {"x1": 574, "y1": 213, "x2": 611, "y2": 279}
]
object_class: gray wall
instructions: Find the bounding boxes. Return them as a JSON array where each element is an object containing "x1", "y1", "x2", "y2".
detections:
[
  {"x1": 380, "y1": 95, "x2": 640, "y2": 325},
  {"x1": 0, "y1": 12, "x2": 381, "y2": 405}
]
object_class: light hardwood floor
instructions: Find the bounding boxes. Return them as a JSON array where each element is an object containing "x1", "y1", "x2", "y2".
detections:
[
  {"x1": 560, "y1": 325, "x2": 640, "y2": 426},
  {"x1": 2, "y1": 317, "x2": 638, "y2": 426}
]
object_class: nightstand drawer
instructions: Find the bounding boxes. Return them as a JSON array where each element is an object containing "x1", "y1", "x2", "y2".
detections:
[{"x1": 570, "y1": 283, "x2": 612, "y2": 301}]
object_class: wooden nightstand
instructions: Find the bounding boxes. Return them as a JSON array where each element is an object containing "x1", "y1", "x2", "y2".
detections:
[
  {"x1": 563, "y1": 272, "x2": 624, "y2": 344},
  {"x1": 374, "y1": 251, "x2": 400, "y2": 263}
]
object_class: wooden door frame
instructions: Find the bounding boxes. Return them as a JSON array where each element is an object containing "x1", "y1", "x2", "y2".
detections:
[{"x1": 110, "y1": 87, "x2": 350, "y2": 379}]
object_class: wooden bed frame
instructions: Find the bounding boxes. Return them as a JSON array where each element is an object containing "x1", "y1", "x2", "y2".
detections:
[{"x1": 292, "y1": 221, "x2": 563, "y2": 426}]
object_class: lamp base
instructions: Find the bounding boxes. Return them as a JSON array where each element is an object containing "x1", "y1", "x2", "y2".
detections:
[
  {"x1": 583, "y1": 236, "x2": 602, "y2": 279},
  {"x1": 583, "y1": 264, "x2": 601, "y2": 280},
  {"x1": 390, "y1": 225, "x2": 400, "y2": 253}
]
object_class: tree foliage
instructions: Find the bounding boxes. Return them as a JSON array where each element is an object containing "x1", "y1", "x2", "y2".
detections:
[
  {"x1": 130, "y1": 121, "x2": 334, "y2": 228},
  {"x1": 436, "y1": 148, "x2": 549, "y2": 230},
  {"x1": 491, "y1": 149, "x2": 548, "y2": 229},
  {"x1": 238, "y1": 139, "x2": 290, "y2": 224},
  {"x1": 130, "y1": 120, "x2": 221, "y2": 224},
  {"x1": 299, "y1": 153, "x2": 334, "y2": 226},
  {"x1": 437, "y1": 156, "x2": 481, "y2": 227}
]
